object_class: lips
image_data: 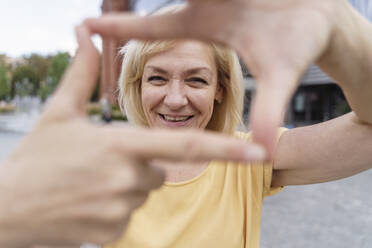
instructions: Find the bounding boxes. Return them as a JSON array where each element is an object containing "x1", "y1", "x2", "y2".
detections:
[{"x1": 159, "y1": 114, "x2": 194, "y2": 122}]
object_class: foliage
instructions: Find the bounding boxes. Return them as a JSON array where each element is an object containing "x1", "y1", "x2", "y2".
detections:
[
  {"x1": 11, "y1": 54, "x2": 53, "y2": 97},
  {"x1": 47, "y1": 52, "x2": 70, "y2": 83},
  {"x1": 0, "y1": 66, "x2": 10, "y2": 100},
  {"x1": 87, "y1": 102, "x2": 102, "y2": 115},
  {"x1": 25, "y1": 53, "x2": 51, "y2": 84},
  {"x1": 38, "y1": 52, "x2": 70, "y2": 101},
  {"x1": 38, "y1": 77, "x2": 54, "y2": 101},
  {"x1": 87, "y1": 102, "x2": 127, "y2": 122},
  {"x1": 11, "y1": 64, "x2": 39, "y2": 96},
  {"x1": 6, "y1": 52, "x2": 70, "y2": 99},
  {"x1": 90, "y1": 78, "x2": 101, "y2": 102},
  {"x1": 0, "y1": 54, "x2": 9, "y2": 69},
  {"x1": 112, "y1": 104, "x2": 127, "y2": 121},
  {"x1": 335, "y1": 101, "x2": 351, "y2": 116},
  {"x1": 2, "y1": 51, "x2": 94, "y2": 101},
  {"x1": 0, "y1": 102, "x2": 16, "y2": 113}
]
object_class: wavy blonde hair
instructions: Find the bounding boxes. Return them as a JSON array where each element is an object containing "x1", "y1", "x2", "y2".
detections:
[{"x1": 118, "y1": 6, "x2": 244, "y2": 135}]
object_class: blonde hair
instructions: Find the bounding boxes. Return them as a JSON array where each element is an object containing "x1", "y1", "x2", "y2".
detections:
[{"x1": 118, "y1": 6, "x2": 244, "y2": 135}]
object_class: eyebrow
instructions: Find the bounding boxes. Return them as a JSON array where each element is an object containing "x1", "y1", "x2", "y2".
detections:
[
  {"x1": 145, "y1": 65, "x2": 212, "y2": 77},
  {"x1": 145, "y1": 65, "x2": 168, "y2": 74}
]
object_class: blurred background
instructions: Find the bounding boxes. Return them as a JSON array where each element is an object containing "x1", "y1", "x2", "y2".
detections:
[{"x1": 0, "y1": 0, "x2": 371, "y2": 247}]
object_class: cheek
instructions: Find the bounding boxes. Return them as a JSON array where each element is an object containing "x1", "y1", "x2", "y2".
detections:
[
  {"x1": 141, "y1": 85, "x2": 164, "y2": 112},
  {"x1": 189, "y1": 90, "x2": 216, "y2": 115}
]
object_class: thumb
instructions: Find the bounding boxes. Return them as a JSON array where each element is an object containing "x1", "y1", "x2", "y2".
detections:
[
  {"x1": 42, "y1": 24, "x2": 100, "y2": 121},
  {"x1": 250, "y1": 69, "x2": 299, "y2": 159}
]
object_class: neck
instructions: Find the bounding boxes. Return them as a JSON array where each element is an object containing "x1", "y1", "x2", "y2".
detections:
[{"x1": 151, "y1": 160, "x2": 210, "y2": 183}]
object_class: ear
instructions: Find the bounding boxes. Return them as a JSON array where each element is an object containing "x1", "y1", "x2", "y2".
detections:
[{"x1": 215, "y1": 83, "x2": 224, "y2": 104}]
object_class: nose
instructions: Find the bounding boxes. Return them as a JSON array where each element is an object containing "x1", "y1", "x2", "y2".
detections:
[{"x1": 163, "y1": 80, "x2": 188, "y2": 110}]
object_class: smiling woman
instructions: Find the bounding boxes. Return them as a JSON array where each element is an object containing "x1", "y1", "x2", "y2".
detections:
[
  {"x1": 141, "y1": 41, "x2": 221, "y2": 130},
  {"x1": 106, "y1": 36, "x2": 280, "y2": 248},
  {"x1": 119, "y1": 39, "x2": 244, "y2": 134},
  {"x1": 96, "y1": 1, "x2": 372, "y2": 247},
  {"x1": 80, "y1": 0, "x2": 372, "y2": 246},
  {"x1": 102, "y1": 5, "x2": 284, "y2": 248}
]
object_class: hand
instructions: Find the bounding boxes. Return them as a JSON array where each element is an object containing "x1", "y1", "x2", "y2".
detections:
[
  {"x1": 0, "y1": 25, "x2": 264, "y2": 248},
  {"x1": 84, "y1": 0, "x2": 338, "y2": 157}
]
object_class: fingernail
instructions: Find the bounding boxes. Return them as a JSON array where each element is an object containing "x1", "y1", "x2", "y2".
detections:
[{"x1": 244, "y1": 144, "x2": 266, "y2": 161}]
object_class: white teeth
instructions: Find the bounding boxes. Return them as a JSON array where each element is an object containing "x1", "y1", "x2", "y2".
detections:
[{"x1": 163, "y1": 115, "x2": 190, "y2": 122}]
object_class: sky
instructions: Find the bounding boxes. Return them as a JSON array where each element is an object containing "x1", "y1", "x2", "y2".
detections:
[
  {"x1": 0, "y1": 0, "x2": 102, "y2": 57},
  {"x1": 0, "y1": 0, "x2": 371, "y2": 58}
]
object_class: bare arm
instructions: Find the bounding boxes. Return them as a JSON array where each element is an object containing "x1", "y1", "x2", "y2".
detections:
[
  {"x1": 272, "y1": 113, "x2": 372, "y2": 186},
  {"x1": 272, "y1": 1, "x2": 372, "y2": 186}
]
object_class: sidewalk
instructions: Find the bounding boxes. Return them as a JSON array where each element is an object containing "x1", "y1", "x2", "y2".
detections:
[{"x1": 261, "y1": 170, "x2": 372, "y2": 248}]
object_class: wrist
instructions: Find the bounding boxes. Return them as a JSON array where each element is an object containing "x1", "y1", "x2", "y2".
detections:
[
  {"x1": 317, "y1": 0, "x2": 372, "y2": 124},
  {"x1": 317, "y1": 0, "x2": 371, "y2": 88}
]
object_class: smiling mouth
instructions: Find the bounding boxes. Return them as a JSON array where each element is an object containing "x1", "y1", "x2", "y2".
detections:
[{"x1": 159, "y1": 114, "x2": 194, "y2": 122}]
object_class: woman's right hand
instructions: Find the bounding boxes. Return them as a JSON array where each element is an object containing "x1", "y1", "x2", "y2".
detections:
[
  {"x1": 84, "y1": 0, "x2": 343, "y2": 158},
  {"x1": 0, "y1": 25, "x2": 265, "y2": 248}
]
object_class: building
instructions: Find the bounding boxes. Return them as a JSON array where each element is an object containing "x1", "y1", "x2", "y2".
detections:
[
  {"x1": 243, "y1": 65, "x2": 349, "y2": 127},
  {"x1": 100, "y1": 0, "x2": 131, "y2": 104}
]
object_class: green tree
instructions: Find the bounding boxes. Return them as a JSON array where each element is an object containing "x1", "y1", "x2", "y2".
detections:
[
  {"x1": 25, "y1": 53, "x2": 51, "y2": 85},
  {"x1": 9, "y1": 53, "x2": 52, "y2": 97},
  {"x1": 0, "y1": 54, "x2": 8, "y2": 68},
  {"x1": 0, "y1": 66, "x2": 10, "y2": 100},
  {"x1": 48, "y1": 52, "x2": 70, "y2": 84},
  {"x1": 0, "y1": 54, "x2": 12, "y2": 79},
  {"x1": 11, "y1": 64, "x2": 39, "y2": 96},
  {"x1": 38, "y1": 52, "x2": 70, "y2": 100}
]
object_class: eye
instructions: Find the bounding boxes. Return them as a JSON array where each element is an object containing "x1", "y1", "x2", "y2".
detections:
[
  {"x1": 186, "y1": 77, "x2": 208, "y2": 85},
  {"x1": 147, "y1": 75, "x2": 167, "y2": 85},
  {"x1": 148, "y1": 75, "x2": 166, "y2": 81}
]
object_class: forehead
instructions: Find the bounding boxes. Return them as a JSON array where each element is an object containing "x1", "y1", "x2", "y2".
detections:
[{"x1": 144, "y1": 41, "x2": 216, "y2": 71}]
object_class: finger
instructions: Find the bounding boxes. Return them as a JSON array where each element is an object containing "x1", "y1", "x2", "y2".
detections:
[
  {"x1": 85, "y1": 3, "x2": 240, "y2": 46},
  {"x1": 249, "y1": 69, "x2": 299, "y2": 159},
  {"x1": 85, "y1": 12, "x2": 191, "y2": 41},
  {"x1": 108, "y1": 127, "x2": 267, "y2": 163},
  {"x1": 44, "y1": 25, "x2": 100, "y2": 119}
]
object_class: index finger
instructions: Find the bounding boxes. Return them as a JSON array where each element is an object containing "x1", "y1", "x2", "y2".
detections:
[
  {"x1": 250, "y1": 68, "x2": 299, "y2": 159},
  {"x1": 109, "y1": 127, "x2": 267, "y2": 163}
]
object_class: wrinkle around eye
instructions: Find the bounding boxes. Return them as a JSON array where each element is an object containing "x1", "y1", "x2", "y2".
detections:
[{"x1": 186, "y1": 77, "x2": 209, "y2": 86}]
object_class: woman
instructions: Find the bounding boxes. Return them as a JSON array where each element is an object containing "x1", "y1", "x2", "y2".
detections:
[
  {"x1": 104, "y1": 39, "x2": 278, "y2": 248},
  {"x1": 104, "y1": 5, "x2": 372, "y2": 248}
]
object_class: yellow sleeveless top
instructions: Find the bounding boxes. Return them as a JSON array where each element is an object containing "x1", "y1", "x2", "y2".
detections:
[{"x1": 105, "y1": 132, "x2": 283, "y2": 248}]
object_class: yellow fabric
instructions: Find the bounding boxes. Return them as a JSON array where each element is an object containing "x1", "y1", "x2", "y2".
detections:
[{"x1": 105, "y1": 131, "x2": 285, "y2": 248}]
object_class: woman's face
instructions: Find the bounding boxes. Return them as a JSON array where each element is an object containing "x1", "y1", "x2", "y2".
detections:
[{"x1": 141, "y1": 41, "x2": 223, "y2": 129}]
